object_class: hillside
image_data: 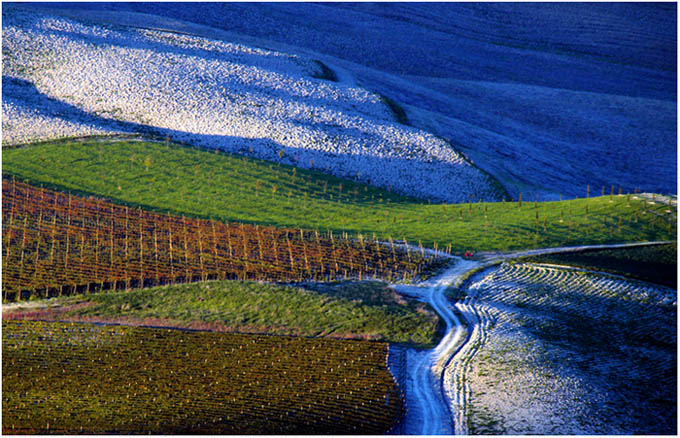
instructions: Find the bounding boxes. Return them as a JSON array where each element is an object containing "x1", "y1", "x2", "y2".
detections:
[
  {"x1": 460, "y1": 262, "x2": 675, "y2": 434},
  {"x1": 3, "y1": 280, "x2": 442, "y2": 347},
  {"x1": 2, "y1": 4, "x2": 500, "y2": 203},
  {"x1": 41, "y1": 2, "x2": 675, "y2": 200},
  {"x1": 4, "y1": 139, "x2": 675, "y2": 252},
  {"x1": 3, "y1": 320, "x2": 402, "y2": 434},
  {"x1": 1, "y1": 3, "x2": 676, "y2": 436}
]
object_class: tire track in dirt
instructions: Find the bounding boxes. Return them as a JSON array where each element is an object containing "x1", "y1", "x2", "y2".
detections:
[{"x1": 394, "y1": 240, "x2": 672, "y2": 435}]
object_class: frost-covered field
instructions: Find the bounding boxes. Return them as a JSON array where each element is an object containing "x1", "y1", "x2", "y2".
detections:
[
  {"x1": 2, "y1": 77, "x2": 116, "y2": 144},
  {"x1": 59, "y1": 2, "x2": 676, "y2": 199},
  {"x1": 459, "y1": 262, "x2": 676, "y2": 434},
  {"x1": 2, "y1": 5, "x2": 501, "y2": 203}
]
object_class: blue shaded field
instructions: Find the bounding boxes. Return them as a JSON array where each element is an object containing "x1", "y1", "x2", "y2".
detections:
[{"x1": 39, "y1": 2, "x2": 675, "y2": 199}]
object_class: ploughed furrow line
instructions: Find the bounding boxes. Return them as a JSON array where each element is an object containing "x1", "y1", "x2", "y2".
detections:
[
  {"x1": 444, "y1": 296, "x2": 495, "y2": 435},
  {"x1": 458, "y1": 261, "x2": 676, "y2": 434},
  {"x1": 502, "y1": 263, "x2": 676, "y2": 318},
  {"x1": 2, "y1": 178, "x2": 439, "y2": 301}
]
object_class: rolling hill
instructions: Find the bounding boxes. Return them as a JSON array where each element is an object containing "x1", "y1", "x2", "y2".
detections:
[{"x1": 36, "y1": 2, "x2": 675, "y2": 200}]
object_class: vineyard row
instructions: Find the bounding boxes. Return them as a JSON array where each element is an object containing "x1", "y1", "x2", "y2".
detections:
[
  {"x1": 2, "y1": 179, "x2": 440, "y2": 301},
  {"x1": 3, "y1": 320, "x2": 403, "y2": 434}
]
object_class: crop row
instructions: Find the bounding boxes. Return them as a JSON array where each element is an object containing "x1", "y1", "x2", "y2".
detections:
[
  {"x1": 460, "y1": 262, "x2": 676, "y2": 434},
  {"x1": 445, "y1": 297, "x2": 495, "y2": 435},
  {"x1": 477, "y1": 262, "x2": 677, "y2": 309},
  {"x1": 467, "y1": 262, "x2": 676, "y2": 348},
  {"x1": 521, "y1": 243, "x2": 677, "y2": 288},
  {"x1": 2, "y1": 178, "x2": 439, "y2": 301},
  {"x1": 2, "y1": 320, "x2": 403, "y2": 434}
]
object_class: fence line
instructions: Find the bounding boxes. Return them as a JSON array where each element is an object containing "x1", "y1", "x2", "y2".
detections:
[{"x1": 2, "y1": 179, "x2": 438, "y2": 301}]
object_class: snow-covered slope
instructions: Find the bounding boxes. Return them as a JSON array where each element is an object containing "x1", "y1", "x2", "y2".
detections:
[
  {"x1": 52, "y1": 2, "x2": 675, "y2": 199},
  {"x1": 2, "y1": 6, "x2": 501, "y2": 203}
]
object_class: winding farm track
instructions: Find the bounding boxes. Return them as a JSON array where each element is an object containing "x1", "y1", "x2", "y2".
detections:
[{"x1": 394, "y1": 240, "x2": 674, "y2": 435}]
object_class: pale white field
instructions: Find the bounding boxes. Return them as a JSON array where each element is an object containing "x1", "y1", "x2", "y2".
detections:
[
  {"x1": 30, "y1": 2, "x2": 675, "y2": 200},
  {"x1": 459, "y1": 262, "x2": 675, "y2": 434},
  {"x1": 2, "y1": 5, "x2": 500, "y2": 203}
]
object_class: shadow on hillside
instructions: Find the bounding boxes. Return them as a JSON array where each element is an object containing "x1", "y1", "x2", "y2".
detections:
[
  {"x1": 7, "y1": 79, "x2": 487, "y2": 241},
  {"x1": 5, "y1": 75, "x2": 487, "y2": 209}
]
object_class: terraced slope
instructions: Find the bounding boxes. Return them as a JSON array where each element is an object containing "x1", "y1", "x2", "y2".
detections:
[
  {"x1": 456, "y1": 262, "x2": 676, "y2": 434},
  {"x1": 4, "y1": 139, "x2": 675, "y2": 252},
  {"x1": 2, "y1": 320, "x2": 402, "y2": 434},
  {"x1": 2, "y1": 5, "x2": 500, "y2": 203},
  {"x1": 2, "y1": 179, "x2": 437, "y2": 301}
]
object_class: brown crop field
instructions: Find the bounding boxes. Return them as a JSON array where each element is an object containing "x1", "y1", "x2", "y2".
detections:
[
  {"x1": 2, "y1": 178, "x2": 440, "y2": 301},
  {"x1": 2, "y1": 320, "x2": 403, "y2": 434}
]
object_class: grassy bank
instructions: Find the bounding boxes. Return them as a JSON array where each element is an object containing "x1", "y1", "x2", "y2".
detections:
[
  {"x1": 3, "y1": 280, "x2": 441, "y2": 347},
  {"x1": 3, "y1": 138, "x2": 675, "y2": 251}
]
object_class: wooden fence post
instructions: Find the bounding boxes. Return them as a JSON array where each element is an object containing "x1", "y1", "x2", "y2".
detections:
[
  {"x1": 49, "y1": 195, "x2": 58, "y2": 263},
  {"x1": 183, "y1": 217, "x2": 189, "y2": 282},
  {"x1": 211, "y1": 222, "x2": 218, "y2": 278},
  {"x1": 65, "y1": 193, "x2": 72, "y2": 274},
  {"x1": 3, "y1": 179, "x2": 18, "y2": 300},
  {"x1": 31, "y1": 185, "x2": 45, "y2": 288},
  {"x1": 18, "y1": 216, "x2": 28, "y2": 295},
  {"x1": 197, "y1": 224, "x2": 205, "y2": 281},
  {"x1": 168, "y1": 227, "x2": 175, "y2": 282},
  {"x1": 110, "y1": 205, "x2": 115, "y2": 269},
  {"x1": 139, "y1": 208, "x2": 144, "y2": 288},
  {"x1": 154, "y1": 226, "x2": 160, "y2": 285}
]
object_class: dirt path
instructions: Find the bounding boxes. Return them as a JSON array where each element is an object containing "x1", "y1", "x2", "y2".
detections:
[
  {"x1": 393, "y1": 240, "x2": 673, "y2": 435},
  {"x1": 4, "y1": 235, "x2": 671, "y2": 434},
  {"x1": 392, "y1": 259, "x2": 480, "y2": 434}
]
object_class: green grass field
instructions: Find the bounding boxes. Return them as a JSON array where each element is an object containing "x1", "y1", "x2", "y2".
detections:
[
  {"x1": 4, "y1": 280, "x2": 441, "y2": 348},
  {"x1": 3, "y1": 138, "x2": 675, "y2": 251}
]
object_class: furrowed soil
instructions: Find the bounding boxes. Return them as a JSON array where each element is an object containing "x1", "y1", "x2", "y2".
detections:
[{"x1": 459, "y1": 262, "x2": 676, "y2": 434}]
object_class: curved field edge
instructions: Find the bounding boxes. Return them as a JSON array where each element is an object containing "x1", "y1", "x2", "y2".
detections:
[
  {"x1": 457, "y1": 261, "x2": 676, "y2": 434},
  {"x1": 3, "y1": 138, "x2": 676, "y2": 252},
  {"x1": 2, "y1": 279, "x2": 442, "y2": 348},
  {"x1": 2, "y1": 320, "x2": 403, "y2": 434},
  {"x1": 3, "y1": 6, "x2": 500, "y2": 204},
  {"x1": 517, "y1": 243, "x2": 677, "y2": 288}
]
